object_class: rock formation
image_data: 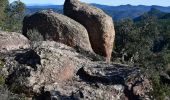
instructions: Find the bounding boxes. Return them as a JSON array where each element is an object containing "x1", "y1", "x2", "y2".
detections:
[
  {"x1": 1, "y1": 41, "x2": 152, "y2": 99},
  {"x1": 0, "y1": 31, "x2": 30, "y2": 53},
  {"x1": 3, "y1": 41, "x2": 91, "y2": 95},
  {"x1": 64, "y1": 0, "x2": 115, "y2": 61},
  {"x1": 0, "y1": 1, "x2": 154, "y2": 99},
  {"x1": 22, "y1": 10, "x2": 93, "y2": 52}
]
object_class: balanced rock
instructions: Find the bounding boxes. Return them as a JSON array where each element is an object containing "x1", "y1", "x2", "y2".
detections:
[
  {"x1": 64, "y1": 0, "x2": 115, "y2": 61},
  {"x1": 22, "y1": 10, "x2": 93, "y2": 52},
  {"x1": 0, "y1": 31, "x2": 30, "y2": 53}
]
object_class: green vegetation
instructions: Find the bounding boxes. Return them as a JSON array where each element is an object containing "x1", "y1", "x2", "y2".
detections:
[
  {"x1": 26, "y1": 30, "x2": 44, "y2": 41},
  {"x1": 0, "y1": 57, "x2": 27, "y2": 99},
  {"x1": 0, "y1": 85, "x2": 27, "y2": 100},
  {"x1": 0, "y1": 59, "x2": 4, "y2": 68},
  {"x1": 151, "y1": 73, "x2": 170, "y2": 100},
  {"x1": 0, "y1": 0, "x2": 26, "y2": 32},
  {"x1": 0, "y1": 76, "x2": 5, "y2": 86},
  {"x1": 113, "y1": 9, "x2": 170, "y2": 99},
  {"x1": 0, "y1": 58, "x2": 5, "y2": 86},
  {"x1": 0, "y1": 0, "x2": 9, "y2": 27}
]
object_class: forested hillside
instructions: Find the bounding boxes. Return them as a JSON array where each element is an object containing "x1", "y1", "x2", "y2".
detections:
[
  {"x1": 26, "y1": 4, "x2": 170, "y2": 20},
  {"x1": 114, "y1": 9, "x2": 170, "y2": 99}
]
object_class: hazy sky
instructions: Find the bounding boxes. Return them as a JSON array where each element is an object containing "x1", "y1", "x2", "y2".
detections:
[{"x1": 9, "y1": 0, "x2": 170, "y2": 6}]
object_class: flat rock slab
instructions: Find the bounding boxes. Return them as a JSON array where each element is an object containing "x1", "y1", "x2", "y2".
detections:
[{"x1": 77, "y1": 63, "x2": 141, "y2": 84}]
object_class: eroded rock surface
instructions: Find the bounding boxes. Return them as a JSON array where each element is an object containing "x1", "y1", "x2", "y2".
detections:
[
  {"x1": 0, "y1": 31, "x2": 30, "y2": 53},
  {"x1": 77, "y1": 63, "x2": 152, "y2": 99},
  {"x1": 64, "y1": 0, "x2": 115, "y2": 61},
  {"x1": 22, "y1": 10, "x2": 93, "y2": 52},
  {"x1": 1, "y1": 41, "x2": 152, "y2": 100},
  {"x1": 3, "y1": 41, "x2": 91, "y2": 94}
]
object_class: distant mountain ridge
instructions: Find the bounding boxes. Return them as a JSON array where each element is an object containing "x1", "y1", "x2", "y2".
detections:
[
  {"x1": 26, "y1": 5, "x2": 63, "y2": 14},
  {"x1": 134, "y1": 7, "x2": 170, "y2": 21},
  {"x1": 26, "y1": 4, "x2": 170, "y2": 20},
  {"x1": 27, "y1": 5, "x2": 63, "y2": 9}
]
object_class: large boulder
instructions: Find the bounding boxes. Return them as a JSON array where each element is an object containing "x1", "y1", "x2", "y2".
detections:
[
  {"x1": 64, "y1": 0, "x2": 115, "y2": 61},
  {"x1": 22, "y1": 10, "x2": 93, "y2": 52},
  {"x1": 2, "y1": 41, "x2": 152, "y2": 100},
  {"x1": 3, "y1": 41, "x2": 92, "y2": 95},
  {"x1": 0, "y1": 31, "x2": 30, "y2": 53}
]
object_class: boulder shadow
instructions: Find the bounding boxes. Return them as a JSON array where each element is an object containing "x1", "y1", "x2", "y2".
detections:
[{"x1": 15, "y1": 50, "x2": 41, "y2": 71}]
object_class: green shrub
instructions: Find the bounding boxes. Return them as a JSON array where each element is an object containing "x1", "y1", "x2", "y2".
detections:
[
  {"x1": 0, "y1": 85, "x2": 27, "y2": 100},
  {"x1": 26, "y1": 30, "x2": 44, "y2": 41},
  {"x1": 0, "y1": 59, "x2": 4, "y2": 68},
  {"x1": 151, "y1": 74, "x2": 170, "y2": 100},
  {"x1": 0, "y1": 58, "x2": 5, "y2": 86},
  {"x1": 0, "y1": 76, "x2": 5, "y2": 86},
  {"x1": 166, "y1": 64, "x2": 170, "y2": 76}
]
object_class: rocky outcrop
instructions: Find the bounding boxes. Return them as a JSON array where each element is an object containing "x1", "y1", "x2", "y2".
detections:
[
  {"x1": 3, "y1": 41, "x2": 91, "y2": 95},
  {"x1": 77, "y1": 64, "x2": 152, "y2": 99},
  {"x1": 1, "y1": 41, "x2": 152, "y2": 100},
  {"x1": 22, "y1": 10, "x2": 93, "y2": 52},
  {"x1": 0, "y1": 31, "x2": 30, "y2": 53},
  {"x1": 64, "y1": 0, "x2": 115, "y2": 61}
]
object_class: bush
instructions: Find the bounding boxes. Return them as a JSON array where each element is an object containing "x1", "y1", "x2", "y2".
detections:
[
  {"x1": 0, "y1": 57, "x2": 27, "y2": 99},
  {"x1": 114, "y1": 16, "x2": 170, "y2": 99},
  {"x1": 0, "y1": 85, "x2": 27, "y2": 100},
  {"x1": 151, "y1": 74, "x2": 170, "y2": 100},
  {"x1": 0, "y1": 76, "x2": 5, "y2": 86},
  {"x1": 0, "y1": 58, "x2": 5, "y2": 86},
  {"x1": 26, "y1": 30, "x2": 44, "y2": 41}
]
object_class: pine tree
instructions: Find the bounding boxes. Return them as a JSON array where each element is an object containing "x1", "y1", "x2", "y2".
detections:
[
  {"x1": 0, "y1": 0, "x2": 9, "y2": 27},
  {"x1": 3, "y1": 0, "x2": 26, "y2": 31}
]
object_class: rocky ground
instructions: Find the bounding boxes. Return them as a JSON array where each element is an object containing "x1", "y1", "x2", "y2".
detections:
[{"x1": 0, "y1": 40, "x2": 153, "y2": 100}]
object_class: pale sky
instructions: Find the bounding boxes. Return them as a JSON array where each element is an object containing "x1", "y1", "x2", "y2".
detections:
[{"x1": 9, "y1": 0, "x2": 170, "y2": 6}]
